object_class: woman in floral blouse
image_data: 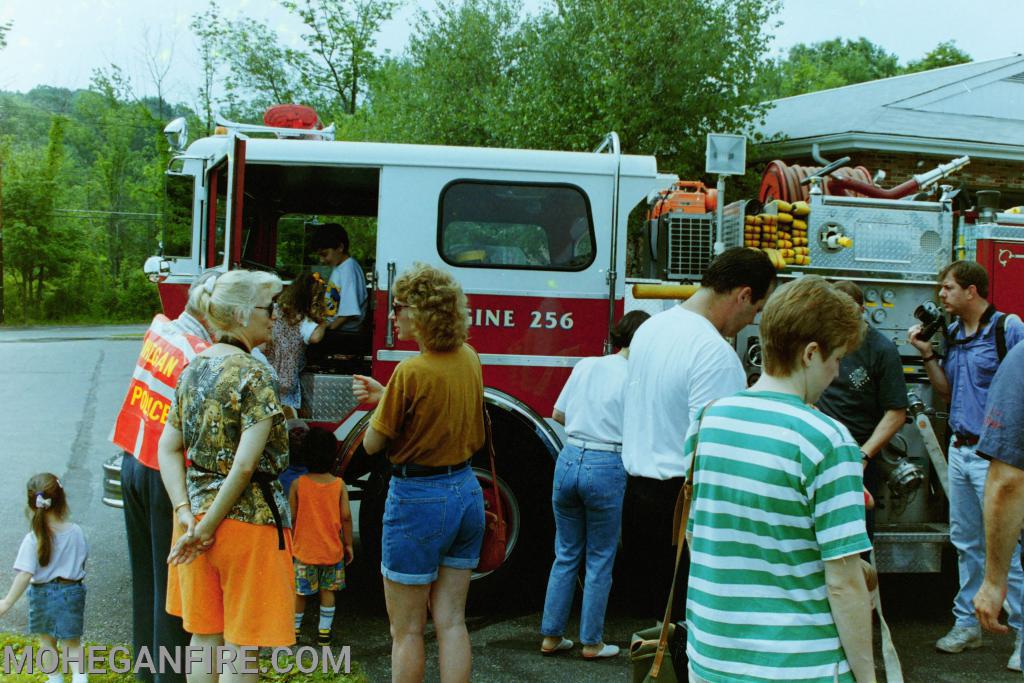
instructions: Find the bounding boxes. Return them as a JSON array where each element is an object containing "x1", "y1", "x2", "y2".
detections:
[{"x1": 158, "y1": 269, "x2": 293, "y2": 680}]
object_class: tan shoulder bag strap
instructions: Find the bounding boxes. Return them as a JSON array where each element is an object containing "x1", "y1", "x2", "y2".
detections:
[{"x1": 649, "y1": 403, "x2": 713, "y2": 679}]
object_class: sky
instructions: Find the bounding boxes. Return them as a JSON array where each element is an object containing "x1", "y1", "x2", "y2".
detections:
[{"x1": 1, "y1": 0, "x2": 1022, "y2": 107}]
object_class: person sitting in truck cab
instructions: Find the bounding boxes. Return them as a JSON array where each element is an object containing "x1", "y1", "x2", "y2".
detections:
[
  {"x1": 908, "y1": 259, "x2": 1024, "y2": 668},
  {"x1": 311, "y1": 223, "x2": 367, "y2": 333}
]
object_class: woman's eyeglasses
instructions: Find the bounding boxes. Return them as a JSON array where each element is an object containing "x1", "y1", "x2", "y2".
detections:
[
  {"x1": 392, "y1": 301, "x2": 416, "y2": 315},
  {"x1": 254, "y1": 303, "x2": 278, "y2": 316}
]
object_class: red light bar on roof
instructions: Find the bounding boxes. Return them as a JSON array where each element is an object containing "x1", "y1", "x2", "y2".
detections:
[{"x1": 263, "y1": 104, "x2": 322, "y2": 130}]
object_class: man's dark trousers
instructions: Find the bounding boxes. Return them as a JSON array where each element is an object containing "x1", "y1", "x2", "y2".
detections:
[
  {"x1": 620, "y1": 474, "x2": 690, "y2": 623},
  {"x1": 121, "y1": 453, "x2": 190, "y2": 683}
]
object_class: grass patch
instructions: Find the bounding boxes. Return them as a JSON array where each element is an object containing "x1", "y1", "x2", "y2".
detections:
[{"x1": 0, "y1": 633, "x2": 367, "y2": 682}]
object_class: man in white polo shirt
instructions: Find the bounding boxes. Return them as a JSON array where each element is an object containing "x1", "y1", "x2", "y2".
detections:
[{"x1": 620, "y1": 247, "x2": 777, "y2": 618}]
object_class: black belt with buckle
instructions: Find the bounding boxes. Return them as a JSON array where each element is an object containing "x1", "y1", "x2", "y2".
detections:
[
  {"x1": 392, "y1": 460, "x2": 470, "y2": 478},
  {"x1": 954, "y1": 431, "x2": 980, "y2": 448}
]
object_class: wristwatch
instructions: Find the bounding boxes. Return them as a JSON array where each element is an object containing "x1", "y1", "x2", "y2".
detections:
[{"x1": 860, "y1": 449, "x2": 871, "y2": 461}]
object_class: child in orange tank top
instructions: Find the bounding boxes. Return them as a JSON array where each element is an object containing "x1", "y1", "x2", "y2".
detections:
[{"x1": 288, "y1": 428, "x2": 353, "y2": 646}]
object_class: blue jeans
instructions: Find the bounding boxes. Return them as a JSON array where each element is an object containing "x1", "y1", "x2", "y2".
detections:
[
  {"x1": 949, "y1": 440, "x2": 1024, "y2": 631},
  {"x1": 381, "y1": 465, "x2": 485, "y2": 585},
  {"x1": 541, "y1": 443, "x2": 626, "y2": 645}
]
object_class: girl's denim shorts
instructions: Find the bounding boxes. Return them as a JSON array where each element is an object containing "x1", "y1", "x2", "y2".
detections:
[
  {"x1": 29, "y1": 581, "x2": 86, "y2": 640},
  {"x1": 381, "y1": 464, "x2": 485, "y2": 585}
]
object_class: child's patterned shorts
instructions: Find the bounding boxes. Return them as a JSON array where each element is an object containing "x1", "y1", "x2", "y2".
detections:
[{"x1": 294, "y1": 559, "x2": 345, "y2": 596}]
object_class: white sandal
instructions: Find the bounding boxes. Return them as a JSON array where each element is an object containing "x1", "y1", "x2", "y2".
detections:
[
  {"x1": 540, "y1": 637, "x2": 574, "y2": 655},
  {"x1": 582, "y1": 643, "x2": 620, "y2": 659}
]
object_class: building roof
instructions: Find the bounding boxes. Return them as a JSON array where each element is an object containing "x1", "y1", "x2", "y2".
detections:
[{"x1": 755, "y1": 54, "x2": 1024, "y2": 161}]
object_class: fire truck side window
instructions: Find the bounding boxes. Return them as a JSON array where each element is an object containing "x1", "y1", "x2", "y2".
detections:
[
  {"x1": 163, "y1": 175, "x2": 194, "y2": 257},
  {"x1": 438, "y1": 181, "x2": 595, "y2": 271}
]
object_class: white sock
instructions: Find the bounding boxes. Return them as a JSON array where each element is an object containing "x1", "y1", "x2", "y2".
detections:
[
  {"x1": 318, "y1": 605, "x2": 336, "y2": 632},
  {"x1": 294, "y1": 611, "x2": 304, "y2": 630}
]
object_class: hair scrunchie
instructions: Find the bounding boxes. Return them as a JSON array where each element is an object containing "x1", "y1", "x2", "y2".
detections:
[
  {"x1": 203, "y1": 274, "x2": 219, "y2": 295},
  {"x1": 35, "y1": 493, "x2": 52, "y2": 510}
]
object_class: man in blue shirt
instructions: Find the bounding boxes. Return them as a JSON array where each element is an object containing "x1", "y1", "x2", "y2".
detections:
[
  {"x1": 909, "y1": 260, "x2": 1024, "y2": 668},
  {"x1": 975, "y1": 343, "x2": 1024, "y2": 672}
]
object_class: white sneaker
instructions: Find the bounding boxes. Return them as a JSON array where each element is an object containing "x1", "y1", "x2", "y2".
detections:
[
  {"x1": 935, "y1": 625, "x2": 983, "y2": 653},
  {"x1": 1009, "y1": 632, "x2": 1022, "y2": 672}
]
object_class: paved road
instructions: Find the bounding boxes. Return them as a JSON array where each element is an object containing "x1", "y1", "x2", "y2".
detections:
[{"x1": 1, "y1": 324, "x2": 1022, "y2": 681}]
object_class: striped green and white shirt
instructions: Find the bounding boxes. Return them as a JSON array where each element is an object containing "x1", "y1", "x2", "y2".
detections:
[{"x1": 684, "y1": 391, "x2": 871, "y2": 683}]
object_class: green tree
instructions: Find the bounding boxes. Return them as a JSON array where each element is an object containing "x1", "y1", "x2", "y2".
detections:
[
  {"x1": 903, "y1": 40, "x2": 972, "y2": 74},
  {"x1": 189, "y1": 0, "x2": 400, "y2": 123},
  {"x1": 759, "y1": 37, "x2": 901, "y2": 100},
  {"x1": 190, "y1": 6, "x2": 225, "y2": 135},
  {"x1": 366, "y1": 0, "x2": 522, "y2": 146},
  {"x1": 3, "y1": 117, "x2": 80, "y2": 316},
  {"x1": 283, "y1": 0, "x2": 402, "y2": 117},
  {"x1": 368, "y1": 0, "x2": 780, "y2": 175},
  {"x1": 0, "y1": 21, "x2": 11, "y2": 50}
]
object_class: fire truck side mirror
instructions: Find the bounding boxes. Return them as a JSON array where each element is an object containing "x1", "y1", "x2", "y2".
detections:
[
  {"x1": 164, "y1": 117, "x2": 189, "y2": 152},
  {"x1": 144, "y1": 256, "x2": 171, "y2": 283}
]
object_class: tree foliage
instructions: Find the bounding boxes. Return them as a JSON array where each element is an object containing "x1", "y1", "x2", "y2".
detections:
[
  {"x1": 369, "y1": 0, "x2": 780, "y2": 176},
  {"x1": 758, "y1": 38, "x2": 901, "y2": 100},
  {"x1": 759, "y1": 38, "x2": 975, "y2": 101},
  {"x1": 903, "y1": 40, "x2": 972, "y2": 74}
]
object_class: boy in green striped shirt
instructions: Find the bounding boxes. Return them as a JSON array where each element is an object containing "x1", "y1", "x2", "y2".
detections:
[{"x1": 684, "y1": 276, "x2": 875, "y2": 683}]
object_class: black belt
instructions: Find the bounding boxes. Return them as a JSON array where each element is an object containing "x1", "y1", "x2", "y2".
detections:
[
  {"x1": 392, "y1": 460, "x2": 470, "y2": 478},
  {"x1": 189, "y1": 462, "x2": 286, "y2": 551},
  {"x1": 50, "y1": 578, "x2": 83, "y2": 585},
  {"x1": 954, "y1": 431, "x2": 980, "y2": 448}
]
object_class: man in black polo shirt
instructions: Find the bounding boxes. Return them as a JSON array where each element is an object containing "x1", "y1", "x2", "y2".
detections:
[{"x1": 818, "y1": 281, "x2": 908, "y2": 541}]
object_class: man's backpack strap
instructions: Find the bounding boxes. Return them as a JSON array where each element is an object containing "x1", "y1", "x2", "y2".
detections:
[{"x1": 996, "y1": 313, "x2": 1020, "y2": 363}]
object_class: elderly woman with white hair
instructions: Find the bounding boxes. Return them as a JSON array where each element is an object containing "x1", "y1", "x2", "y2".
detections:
[{"x1": 158, "y1": 269, "x2": 293, "y2": 682}]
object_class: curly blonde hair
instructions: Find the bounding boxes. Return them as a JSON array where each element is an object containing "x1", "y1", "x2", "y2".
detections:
[{"x1": 393, "y1": 263, "x2": 468, "y2": 352}]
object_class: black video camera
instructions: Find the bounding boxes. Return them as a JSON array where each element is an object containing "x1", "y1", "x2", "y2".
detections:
[{"x1": 913, "y1": 301, "x2": 945, "y2": 342}]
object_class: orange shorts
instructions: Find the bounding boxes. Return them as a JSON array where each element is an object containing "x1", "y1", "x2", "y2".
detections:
[{"x1": 166, "y1": 517, "x2": 294, "y2": 647}]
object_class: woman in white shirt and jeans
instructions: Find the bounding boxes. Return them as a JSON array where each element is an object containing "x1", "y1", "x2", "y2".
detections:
[{"x1": 539, "y1": 310, "x2": 650, "y2": 659}]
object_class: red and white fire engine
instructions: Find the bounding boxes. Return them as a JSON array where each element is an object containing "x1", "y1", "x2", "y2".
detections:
[
  {"x1": 105, "y1": 105, "x2": 675, "y2": 596},
  {"x1": 104, "y1": 105, "x2": 1024, "y2": 589}
]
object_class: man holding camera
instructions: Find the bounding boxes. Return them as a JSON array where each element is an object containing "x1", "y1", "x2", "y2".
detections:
[{"x1": 909, "y1": 260, "x2": 1024, "y2": 668}]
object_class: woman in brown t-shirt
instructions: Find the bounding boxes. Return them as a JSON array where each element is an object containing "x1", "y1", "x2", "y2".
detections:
[{"x1": 354, "y1": 263, "x2": 485, "y2": 683}]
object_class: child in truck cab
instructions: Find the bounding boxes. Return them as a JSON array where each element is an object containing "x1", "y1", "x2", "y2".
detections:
[
  {"x1": 311, "y1": 223, "x2": 367, "y2": 333},
  {"x1": 0, "y1": 473, "x2": 89, "y2": 683},
  {"x1": 266, "y1": 271, "x2": 328, "y2": 418},
  {"x1": 289, "y1": 427, "x2": 353, "y2": 646}
]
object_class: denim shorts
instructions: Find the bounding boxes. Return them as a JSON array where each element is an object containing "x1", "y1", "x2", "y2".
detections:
[
  {"x1": 28, "y1": 581, "x2": 86, "y2": 640},
  {"x1": 381, "y1": 464, "x2": 485, "y2": 585}
]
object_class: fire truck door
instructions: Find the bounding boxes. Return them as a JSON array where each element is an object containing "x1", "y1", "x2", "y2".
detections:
[
  {"x1": 202, "y1": 136, "x2": 246, "y2": 270},
  {"x1": 224, "y1": 135, "x2": 246, "y2": 269}
]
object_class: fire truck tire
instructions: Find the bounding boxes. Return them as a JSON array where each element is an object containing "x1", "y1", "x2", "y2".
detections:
[{"x1": 356, "y1": 408, "x2": 556, "y2": 607}]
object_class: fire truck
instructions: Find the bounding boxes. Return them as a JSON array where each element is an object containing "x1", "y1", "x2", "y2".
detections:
[
  {"x1": 104, "y1": 106, "x2": 675, "y2": 597},
  {"x1": 103, "y1": 106, "x2": 1024, "y2": 590},
  {"x1": 642, "y1": 152, "x2": 1024, "y2": 574}
]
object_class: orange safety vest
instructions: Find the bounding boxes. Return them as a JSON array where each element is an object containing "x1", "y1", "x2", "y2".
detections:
[{"x1": 111, "y1": 314, "x2": 209, "y2": 469}]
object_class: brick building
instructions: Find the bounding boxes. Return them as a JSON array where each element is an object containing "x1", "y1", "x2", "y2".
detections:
[{"x1": 752, "y1": 54, "x2": 1024, "y2": 207}]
